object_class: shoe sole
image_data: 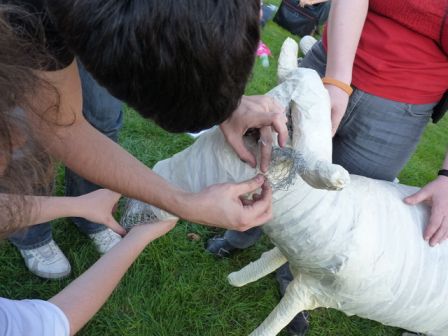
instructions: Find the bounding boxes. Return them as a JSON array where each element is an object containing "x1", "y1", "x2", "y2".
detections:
[{"x1": 30, "y1": 265, "x2": 72, "y2": 280}]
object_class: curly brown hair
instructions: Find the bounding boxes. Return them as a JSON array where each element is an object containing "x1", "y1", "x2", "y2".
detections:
[{"x1": 0, "y1": 5, "x2": 56, "y2": 238}]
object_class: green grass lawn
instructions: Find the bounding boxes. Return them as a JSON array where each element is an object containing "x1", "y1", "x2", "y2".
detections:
[{"x1": 1, "y1": 1, "x2": 447, "y2": 335}]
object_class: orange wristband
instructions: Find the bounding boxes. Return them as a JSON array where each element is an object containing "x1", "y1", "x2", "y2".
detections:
[{"x1": 322, "y1": 77, "x2": 353, "y2": 96}]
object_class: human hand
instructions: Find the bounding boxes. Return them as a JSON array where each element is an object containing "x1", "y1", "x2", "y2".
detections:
[
  {"x1": 76, "y1": 189, "x2": 126, "y2": 236},
  {"x1": 325, "y1": 84, "x2": 350, "y2": 136},
  {"x1": 404, "y1": 176, "x2": 448, "y2": 246},
  {"x1": 299, "y1": 0, "x2": 314, "y2": 6},
  {"x1": 299, "y1": 0, "x2": 327, "y2": 6},
  {"x1": 220, "y1": 95, "x2": 288, "y2": 173},
  {"x1": 185, "y1": 174, "x2": 272, "y2": 231}
]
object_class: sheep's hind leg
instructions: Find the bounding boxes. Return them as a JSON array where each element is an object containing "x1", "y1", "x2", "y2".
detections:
[
  {"x1": 249, "y1": 277, "x2": 317, "y2": 336},
  {"x1": 228, "y1": 247, "x2": 287, "y2": 287}
]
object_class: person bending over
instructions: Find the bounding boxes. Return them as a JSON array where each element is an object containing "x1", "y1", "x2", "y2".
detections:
[
  {"x1": 2, "y1": 0, "x2": 288, "y2": 277},
  {"x1": 0, "y1": 13, "x2": 175, "y2": 335}
]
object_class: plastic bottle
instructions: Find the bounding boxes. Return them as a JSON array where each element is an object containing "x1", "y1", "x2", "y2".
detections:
[
  {"x1": 256, "y1": 41, "x2": 272, "y2": 68},
  {"x1": 260, "y1": 54, "x2": 270, "y2": 67}
]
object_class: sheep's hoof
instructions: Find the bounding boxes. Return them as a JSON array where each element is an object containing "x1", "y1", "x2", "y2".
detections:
[{"x1": 227, "y1": 272, "x2": 245, "y2": 287}]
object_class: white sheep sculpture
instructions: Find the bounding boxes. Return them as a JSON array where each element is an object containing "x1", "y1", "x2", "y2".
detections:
[{"x1": 126, "y1": 38, "x2": 448, "y2": 336}]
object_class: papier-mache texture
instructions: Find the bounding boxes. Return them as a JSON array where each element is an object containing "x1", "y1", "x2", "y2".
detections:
[{"x1": 123, "y1": 38, "x2": 447, "y2": 336}]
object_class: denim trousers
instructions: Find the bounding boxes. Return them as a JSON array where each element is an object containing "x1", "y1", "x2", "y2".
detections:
[
  {"x1": 223, "y1": 40, "x2": 436, "y2": 250},
  {"x1": 9, "y1": 61, "x2": 123, "y2": 249}
]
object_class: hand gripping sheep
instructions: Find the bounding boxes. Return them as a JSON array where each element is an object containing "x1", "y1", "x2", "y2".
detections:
[{"x1": 122, "y1": 38, "x2": 448, "y2": 336}]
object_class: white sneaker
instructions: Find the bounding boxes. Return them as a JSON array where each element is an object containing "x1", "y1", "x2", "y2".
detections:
[
  {"x1": 19, "y1": 240, "x2": 71, "y2": 279},
  {"x1": 299, "y1": 35, "x2": 318, "y2": 56},
  {"x1": 88, "y1": 228, "x2": 122, "y2": 254}
]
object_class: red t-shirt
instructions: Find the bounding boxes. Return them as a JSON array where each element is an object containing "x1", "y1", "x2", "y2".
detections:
[{"x1": 323, "y1": 0, "x2": 448, "y2": 104}]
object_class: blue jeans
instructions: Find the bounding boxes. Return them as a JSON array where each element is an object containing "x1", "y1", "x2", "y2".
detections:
[
  {"x1": 223, "y1": 40, "x2": 436, "y2": 249},
  {"x1": 9, "y1": 62, "x2": 123, "y2": 249}
]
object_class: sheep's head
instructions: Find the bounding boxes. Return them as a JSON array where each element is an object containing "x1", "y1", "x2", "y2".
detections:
[{"x1": 258, "y1": 38, "x2": 350, "y2": 191}]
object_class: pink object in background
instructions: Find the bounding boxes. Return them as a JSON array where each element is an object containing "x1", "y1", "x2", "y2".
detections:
[{"x1": 256, "y1": 41, "x2": 272, "y2": 67}]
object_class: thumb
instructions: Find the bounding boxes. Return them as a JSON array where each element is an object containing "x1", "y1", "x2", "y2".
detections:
[
  {"x1": 107, "y1": 216, "x2": 127, "y2": 236},
  {"x1": 404, "y1": 189, "x2": 429, "y2": 205},
  {"x1": 229, "y1": 137, "x2": 257, "y2": 168},
  {"x1": 234, "y1": 174, "x2": 266, "y2": 196}
]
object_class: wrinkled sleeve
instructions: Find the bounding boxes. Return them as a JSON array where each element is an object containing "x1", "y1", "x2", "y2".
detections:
[{"x1": 0, "y1": 297, "x2": 69, "y2": 336}]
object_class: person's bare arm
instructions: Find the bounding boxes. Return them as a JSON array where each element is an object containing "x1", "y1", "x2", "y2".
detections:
[
  {"x1": 49, "y1": 219, "x2": 176, "y2": 335},
  {"x1": 30, "y1": 61, "x2": 272, "y2": 231},
  {"x1": 324, "y1": 0, "x2": 368, "y2": 134}
]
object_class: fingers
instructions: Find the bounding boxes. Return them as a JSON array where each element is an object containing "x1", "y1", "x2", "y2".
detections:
[
  {"x1": 221, "y1": 95, "x2": 287, "y2": 168},
  {"x1": 240, "y1": 196, "x2": 254, "y2": 206},
  {"x1": 103, "y1": 190, "x2": 123, "y2": 235},
  {"x1": 192, "y1": 176, "x2": 272, "y2": 231},
  {"x1": 239, "y1": 184, "x2": 268, "y2": 205},
  {"x1": 107, "y1": 216, "x2": 127, "y2": 236},
  {"x1": 404, "y1": 189, "x2": 429, "y2": 205},
  {"x1": 245, "y1": 182, "x2": 273, "y2": 227},
  {"x1": 259, "y1": 127, "x2": 273, "y2": 173},
  {"x1": 271, "y1": 113, "x2": 289, "y2": 148},
  {"x1": 246, "y1": 98, "x2": 287, "y2": 169},
  {"x1": 227, "y1": 136, "x2": 257, "y2": 168},
  {"x1": 405, "y1": 188, "x2": 437, "y2": 244},
  {"x1": 252, "y1": 193, "x2": 263, "y2": 202},
  {"x1": 427, "y1": 215, "x2": 448, "y2": 247},
  {"x1": 234, "y1": 174, "x2": 266, "y2": 195},
  {"x1": 255, "y1": 97, "x2": 287, "y2": 170},
  {"x1": 109, "y1": 190, "x2": 122, "y2": 203},
  {"x1": 245, "y1": 96, "x2": 288, "y2": 146},
  {"x1": 424, "y1": 212, "x2": 440, "y2": 244},
  {"x1": 231, "y1": 178, "x2": 272, "y2": 231},
  {"x1": 405, "y1": 179, "x2": 448, "y2": 246},
  {"x1": 440, "y1": 216, "x2": 448, "y2": 243},
  {"x1": 250, "y1": 111, "x2": 288, "y2": 148},
  {"x1": 156, "y1": 218, "x2": 178, "y2": 232},
  {"x1": 237, "y1": 182, "x2": 272, "y2": 230}
]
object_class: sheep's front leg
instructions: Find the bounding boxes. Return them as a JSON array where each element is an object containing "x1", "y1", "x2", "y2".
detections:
[
  {"x1": 249, "y1": 277, "x2": 317, "y2": 336},
  {"x1": 228, "y1": 247, "x2": 287, "y2": 287}
]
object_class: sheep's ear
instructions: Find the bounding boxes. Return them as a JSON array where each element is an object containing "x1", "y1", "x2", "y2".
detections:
[
  {"x1": 264, "y1": 38, "x2": 300, "y2": 147},
  {"x1": 289, "y1": 70, "x2": 350, "y2": 190},
  {"x1": 299, "y1": 160, "x2": 350, "y2": 190},
  {"x1": 277, "y1": 38, "x2": 299, "y2": 84},
  {"x1": 265, "y1": 38, "x2": 300, "y2": 111}
]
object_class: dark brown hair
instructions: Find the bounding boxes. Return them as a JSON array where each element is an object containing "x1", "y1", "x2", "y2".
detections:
[{"x1": 48, "y1": 0, "x2": 260, "y2": 132}]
